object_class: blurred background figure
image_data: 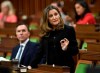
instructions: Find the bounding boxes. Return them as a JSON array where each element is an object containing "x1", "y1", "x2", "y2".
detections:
[
  {"x1": 0, "y1": 0, "x2": 17, "y2": 28},
  {"x1": 51, "y1": 1, "x2": 73, "y2": 26},
  {"x1": 72, "y1": 1, "x2": 97, "y2": 50},
  {"x1": 73, "y1": 0, "x2": 96, "y2": 27}
]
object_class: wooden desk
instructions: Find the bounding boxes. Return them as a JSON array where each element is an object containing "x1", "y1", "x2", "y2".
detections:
[
  {"x1": 87, "y1": 42, "x2": 100, "y2": 52},
  {"x1": 75, "y1": 24, "x2": 100, "y2": 32},
  {"x1": 0, "y1": 63, "x2": 70, "y2": 73},
  {"x1": 0, "y1": 37, "x2": 18, "y2": 57},
  {"x1": 0, "y1": 37, "x2": 18, "y2": 52},
  {"x1": 28, "y1": 64, "x2": 70, "y2": 73},
  {"x1": 75, "y1": 25, "x2": 100, "y2": 49},
  {"x1": 28, "y1": 69, "x2": 61, "y2": 73},
  {"x1": 79, "y1": 50, "x2": 100, "y2": 68},
  {"x1": 4, "y1": 22, "x2": 17, "y2": 28},
  {"x1": 0, "y1": 22, "x2": 17, "y2": 37},
  {"x1": 76, "y1": 32, "x2": 100, "y2": 40},
  {"x1": 38, "y1": 64, "x2": 70, "y2": 72},
  {"x1": 0, "y1": 28, "x2": 16, "y2": 37},
  {"x1": 76, "y1": 31, "x2": 100, "y2": 48},
  {"x1": 79, "y1": 51, "x2": 100, "y2": 61},
  {"x1": 79, "y1": 42, "x2": 100, "y2": 60}
]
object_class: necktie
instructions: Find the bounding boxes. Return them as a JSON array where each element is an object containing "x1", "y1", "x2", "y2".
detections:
[{"x1": 16, "y1": 45, "x2": 23, "y2": 62}]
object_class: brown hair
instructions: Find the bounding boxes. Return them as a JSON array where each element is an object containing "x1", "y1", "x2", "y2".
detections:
[
  {"x1": 40, "y1": 5, "x2": 64, "y2": 37},
  {"x1": 16, "y1": 21, "x2": 30, "y2": 32}
]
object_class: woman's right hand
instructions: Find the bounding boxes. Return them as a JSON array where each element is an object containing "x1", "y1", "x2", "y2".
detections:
[{"x1": 60, "y1": 38, "x2": 69, "y2": 51}]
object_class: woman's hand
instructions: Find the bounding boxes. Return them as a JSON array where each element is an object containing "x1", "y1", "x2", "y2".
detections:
[{"x1": 60, "y1": 38, "x2": 69, "y2": 51}]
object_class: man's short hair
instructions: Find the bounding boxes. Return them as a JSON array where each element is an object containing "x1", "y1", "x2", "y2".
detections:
[{"x1": 16, "y1": 21, "x2": 30, "y2": 32}]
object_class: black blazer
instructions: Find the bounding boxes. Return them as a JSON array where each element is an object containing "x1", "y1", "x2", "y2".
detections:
[
  {"x1": 10, "y1": 41, "x2": 39, "y2": 67},
  {"x1": 31, "y1": 25, "x2": 79, "y2": 70}
]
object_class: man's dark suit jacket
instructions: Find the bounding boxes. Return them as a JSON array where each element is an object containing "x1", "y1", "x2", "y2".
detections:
[{"x1": 10, "y1": 41, "x2": 39, "y2": 67}]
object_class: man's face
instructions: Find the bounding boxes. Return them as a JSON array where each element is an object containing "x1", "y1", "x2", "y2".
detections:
[{"x1": 16, "y1": 25, "x2": 30, "y2": 43}]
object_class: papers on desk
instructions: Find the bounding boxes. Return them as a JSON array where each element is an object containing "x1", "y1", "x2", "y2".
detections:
[{"x1": 0, "y1": 57, "x2": 10, "y2": 61}]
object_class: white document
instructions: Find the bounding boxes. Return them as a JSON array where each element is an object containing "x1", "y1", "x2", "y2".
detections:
[{"x1": 0, "y1": 57, "x2": 10, "y2": 61}]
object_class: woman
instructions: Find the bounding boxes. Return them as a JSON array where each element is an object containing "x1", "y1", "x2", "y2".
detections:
[
  {"x1": 0, "y1": 1, "x2": 17, "y2": 28},
  {"x1": 31, "y1": 5, "x2": 79, "y2": 73},
  {"x1": 74, "y1": 1, "x2": 96, "y2": 25},
  {"x1": 51, "y1": 1, "x2": 73, "y2": 26}
]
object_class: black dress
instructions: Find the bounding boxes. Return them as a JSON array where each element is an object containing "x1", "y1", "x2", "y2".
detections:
[{"x1": 31, "y1": 25, "x2": 79, "y2": 73}]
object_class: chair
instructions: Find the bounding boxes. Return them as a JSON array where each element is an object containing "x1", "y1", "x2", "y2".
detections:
[
  {"x1": 75, "y1": 42, "x2": 100, "y2": 73},
  {"x1": 75, "y1": 24, "x2": 100, "y2": 49}
]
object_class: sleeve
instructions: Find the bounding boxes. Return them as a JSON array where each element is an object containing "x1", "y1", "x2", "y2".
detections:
[
  {"x1": 78, "y1": 14, "x2": 96, "y2": 24},
  {"x1": 10, "y1": 48, "x2": 14, "y2": 60},
  {"x1": 82, "y1": 15, "x2": 94, "y2": 24},
  {"x1": 29, "y1": 43, "x2": 40, "y2": 65},
  {"x1": 10, "y1": 15, "x2": 17, "y2": 23},
  {"x1": 30, "y1": 38, "x2": 46, "y2": 68},
  {"x1": 66, "y1": 26, "x2": 79, "y2": 56},
  {"x1": 10, "y1": 47, "x2": 17, "y2": 60}
]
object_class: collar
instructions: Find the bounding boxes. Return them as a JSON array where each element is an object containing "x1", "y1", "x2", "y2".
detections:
[{"x1": 20, "y1": 38, "x2": 29, "y2": 47}]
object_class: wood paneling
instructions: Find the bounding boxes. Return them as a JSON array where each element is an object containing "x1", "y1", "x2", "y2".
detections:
[
  {"x1": 0, "y1": 0, "x2": 54, "y2": 16},
  {"x1": 0, "y1": 0, "x2": 100, "y2": 18}
]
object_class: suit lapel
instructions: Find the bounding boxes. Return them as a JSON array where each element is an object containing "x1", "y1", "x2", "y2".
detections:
[
  {"x1": 13, "y1": 45, "x2": 20, "y2": 59},
  {"x1": 20, "y1": 41, "x2": 30, "y2": 61}
]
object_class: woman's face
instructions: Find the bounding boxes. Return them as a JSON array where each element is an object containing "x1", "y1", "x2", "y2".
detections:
[
  {"x1": 75, "y1": 3, "x2": 85, "y2": 15},
  {"x1": 48, "y1": 9, "x2": 60, "y2": 27},
  {"x1": 1, "y1": 6, "x2": 9, "y2": 14}
]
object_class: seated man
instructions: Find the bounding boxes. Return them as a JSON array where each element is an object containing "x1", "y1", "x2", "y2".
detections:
[{"x1": 10, "y1": 21, "x2": 39, "y2": 67}]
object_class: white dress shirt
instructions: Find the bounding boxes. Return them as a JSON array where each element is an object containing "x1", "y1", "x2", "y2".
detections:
[{"x1": 15, "y1": 38, "x2": 29, "y2": 62}]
